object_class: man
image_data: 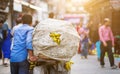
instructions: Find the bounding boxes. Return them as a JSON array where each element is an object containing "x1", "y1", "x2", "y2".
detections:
[
  {"x1": 99, "y1": 18, "x2": 117, "y2": 69},
  {"x1": 10, "y1": 14, "x2": 38, "y2": 74}
]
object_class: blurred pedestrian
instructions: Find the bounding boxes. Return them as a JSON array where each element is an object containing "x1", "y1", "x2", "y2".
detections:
[
  {"x1": 76, "y1": 22, "x2": 82, "y2": 33},
  {"x1": 0, "y1": 17, "x2": 8, "y2": 64},
  {"x1": 76, "y1": 22, "x2": 83, "y2": 54},
  {"x1": 96, "y1": 23, "x2": 102, "y2": 61},
  {"x1": 0, "y1": 17, "x2": 4, "y2": 59},
  {"x1": 96, "y1": 41, "x2": 101, "y2": 61},
  {"x1": 79, "y1": 23, "x2": 90, "y2": 59},
  {"x1": 1, "y1": 21, "x2": 11, "y2": 67},
  {"x1": 10, "y1": 14, "x2": 38, "y2": 74},
  {"x1": 99, "y1": 18, "x2": 117, "y2": 69}
]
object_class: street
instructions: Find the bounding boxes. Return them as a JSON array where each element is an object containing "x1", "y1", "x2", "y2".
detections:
[
  {"x1": 71, "y1": 54, "x2": 120, "y2": 74},
  {"x1": 0, "y1": 0, "x2": 120, "y2": 74},
  {"x1": 0, "y1": 54, "x2": 120, "y2": 74}
]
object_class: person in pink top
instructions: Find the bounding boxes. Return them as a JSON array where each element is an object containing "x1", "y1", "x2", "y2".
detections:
[
  {"x1": 77, "y1": 23, "x2": 90, "y2": 59},
  {"x1": 99, "y1": 18, "x2": 117, "y2": 69}
]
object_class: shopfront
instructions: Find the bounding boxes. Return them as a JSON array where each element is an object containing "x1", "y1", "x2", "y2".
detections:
[{"x1": 85, "y1": 0, "x2": 120, "y2": 35}]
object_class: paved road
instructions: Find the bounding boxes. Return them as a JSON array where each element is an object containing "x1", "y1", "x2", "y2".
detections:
[
  {"x1": 0, "y1": 60, "x2": 10, "y2": 74},
  {"x1": 71, "y1": 54, "x2": 120, "y2": 74},
  {"x1": 0, "y1": 54, "x2": 120, "y2": 74}
]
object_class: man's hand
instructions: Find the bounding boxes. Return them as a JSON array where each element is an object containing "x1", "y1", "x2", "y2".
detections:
[
  {"x1": 29, "y1": 56, "x2": 38, "y2": 62},
  {"x1": 28, "y1": 50, "x2": 38, "y2": 62},
  {"x1": 103, "y1": 42, "x2": 107, "y2": 47}
]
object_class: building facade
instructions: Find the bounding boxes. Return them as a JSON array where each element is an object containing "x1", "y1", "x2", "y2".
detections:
[
  {"x1": 85, "y1": 0, "x2": 120, "y2": 35},
  {"x1": 0, "y1": 0, "x2": 49, "y2": 28}
]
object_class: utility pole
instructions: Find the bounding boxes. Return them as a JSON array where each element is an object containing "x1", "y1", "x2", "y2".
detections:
[{"x1": 9, "y1": 0, "x2": 14, "y2": 28}]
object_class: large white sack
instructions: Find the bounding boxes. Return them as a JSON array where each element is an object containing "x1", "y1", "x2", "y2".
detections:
[
  {"x1": 33, "y1": 66, "x2": 44, "y2": 74},
  {"x1": 33, "y1": 19, "x2": 80, "y2": 61}
]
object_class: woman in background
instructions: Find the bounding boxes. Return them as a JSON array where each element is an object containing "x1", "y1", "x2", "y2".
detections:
[
  {"x1": 76, "y1": 22, "x2": 83, "y2": 54},
  {"x1": 1, "y1": 21, "x2": 11, "y2": 67},
  {"x1": 80, "y1": 24, "x2": 90, "y2": 59},
  {"x1": 77, "y1": 22, "x2": 90, "y2": 59}
]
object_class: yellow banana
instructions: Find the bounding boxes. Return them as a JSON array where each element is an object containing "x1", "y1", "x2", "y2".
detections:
[
  {"x1": 57, "y1": 40, "x2": 61, "y2": 45},
  {"x1": 49, "y1": 32, "x2": 61, "y2": 45},
  {"x1": 29, "y1": 61, "x2": 36, "y2": 70},
  {"x1": 65, "y1": 61, "x2": 74, "y2": 71}
]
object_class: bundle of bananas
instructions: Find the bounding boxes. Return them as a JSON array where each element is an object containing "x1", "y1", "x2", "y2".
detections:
[
  {"x1": 49, "y1": 32, "x2": 61, "y2": 45},
  {"x1": 29, "y1": 61, "x2": 43, "y2": 70},
  {"x1": 65, "y1": 61, "x2": 74, "y2": 71},
  {"x1": 29, "y1": 61, "x2": 37, "y2": 70}
]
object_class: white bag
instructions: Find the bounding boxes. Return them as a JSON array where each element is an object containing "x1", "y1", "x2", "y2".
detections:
[
  {"x1": 33, "y1": 19, "x2": 80, "y2": 61},
  {"x1": 33, "y1": 66, "x2": 44, "y2": 74}
]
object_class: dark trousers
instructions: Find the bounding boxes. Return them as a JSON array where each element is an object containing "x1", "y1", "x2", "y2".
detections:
[
  {"x1": 81, "y1": 41, "x2": 89, "y2": 57},
  {"x1": 10, "y1": 60, "x2": 30, "y2": 74},
  {"x1": 100, "y1": 41, "x2": 115, "y2": 67}
]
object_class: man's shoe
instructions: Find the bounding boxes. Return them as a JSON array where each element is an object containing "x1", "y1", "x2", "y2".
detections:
[
  {"x1": 85, "y1": 56, "x2": 88, "y2": 59},
  {"x1": 3, "y1": 63, "x2": 8, "y2": 67},
  {"x1": 101, "y1": 65, "x2": 105, "y2": 68},
  {"x1": 111, "y1": 65, "x2": 117, "y2": 69}
]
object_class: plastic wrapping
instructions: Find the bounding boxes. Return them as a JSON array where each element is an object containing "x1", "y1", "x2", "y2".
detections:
[{"x1": 33, "y1": 19, "x2": 80, "y2": 61}]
